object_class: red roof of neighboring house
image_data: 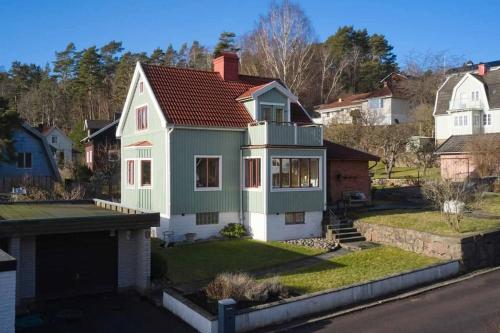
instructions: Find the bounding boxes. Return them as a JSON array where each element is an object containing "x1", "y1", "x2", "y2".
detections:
[
  {"x1": 316, "y1": 92, "x2": 371, "y2": 111},
  {"x1": 125, "y1": 140, "x2": 153, "y2": 147},
  {"x1": 141, "y1": 64, "x2": 311, "y2": 128},
  {"x1": 324, "y1": 140, "x2": 379, "y2": 161}
]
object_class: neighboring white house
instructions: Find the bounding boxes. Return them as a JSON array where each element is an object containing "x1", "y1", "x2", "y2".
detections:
[
  {"x1": 315, "y1": 73, "x2": 412, "y2": 126},
  {"x1": 434, "y1": 61, "x2": 500, "y2": 144},
  {"x1": 40, "y1": 126, "x2": 73, "y2": 165}
]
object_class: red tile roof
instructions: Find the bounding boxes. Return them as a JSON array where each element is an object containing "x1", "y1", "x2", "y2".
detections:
[
  {"x1": 125, "y1": 140, "x2": 153, "y2": 147},
  {"x1": 141, "y1": 64, "x2": 311, "y2": 128},
  {"x1": 316, "y1": 92, "x2": 371, "y2": 111},
  {"x1": 236, "y1": 83, "x2": 272, "y2": 101}
]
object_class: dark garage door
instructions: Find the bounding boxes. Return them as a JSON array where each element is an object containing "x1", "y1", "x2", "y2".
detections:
[{"x1": 36, "y1": 231, "x2": 118, "y2": 299}]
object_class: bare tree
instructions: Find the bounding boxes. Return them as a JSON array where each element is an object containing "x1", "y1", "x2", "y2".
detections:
[
  {"x1": 465, "y1": 135, "x2": 500, "y2": 178},
  {"x1": 370, "y1": 125, "x2": 413, "y2": 179},
  {"x1": 247, "y1": 0, "x2": 315, "y2": 95},
  {"x1": 91, "y1": 143, "x2": 120, "y2": 197},
  {"x1": 407, "y1": 136, "x2": 436, "y2": 176},
  {"x1": 319, "y1": 44, "x2": 354, "y2": 103}
]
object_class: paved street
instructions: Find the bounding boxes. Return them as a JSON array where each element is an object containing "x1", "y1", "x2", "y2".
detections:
[{"x1": 289, "y1": 269, "x2": 500, "y2": 333}]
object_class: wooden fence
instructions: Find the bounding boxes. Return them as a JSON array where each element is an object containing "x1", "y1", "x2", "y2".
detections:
[{"x1": 0, "y1": 176, "x2": 55, "y2": 193}]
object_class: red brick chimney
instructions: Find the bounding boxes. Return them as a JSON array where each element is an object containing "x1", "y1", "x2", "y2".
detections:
[
  {"x1": 213, "y1": 52, "x2": 239, "y2": 81},
  {"x1": 478, "y1": 63, "x2": 488, "y2": 76}
]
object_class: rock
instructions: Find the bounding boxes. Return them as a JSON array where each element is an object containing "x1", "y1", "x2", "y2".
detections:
[{"x1": 281, "y1": 238, "x2": 338, "y2": 251}]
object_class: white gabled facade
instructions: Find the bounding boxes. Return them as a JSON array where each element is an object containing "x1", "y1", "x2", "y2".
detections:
[{"x1": 434, "y1": 71, "x2": 500, "y2": 144}]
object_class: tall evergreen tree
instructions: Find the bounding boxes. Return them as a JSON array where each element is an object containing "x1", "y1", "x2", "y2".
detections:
[
  {"x1": 149, "y1": 47, "x2": 165, "y2": 65},
  {"x1": 213, "y1": 31, "x2": 239, "y2": 58},
  {"x1": 164, "y1": 44, "x2": 177, "y2": 67},
  {"x1": 0, "y1": 97, "x2": 22, "y2": 163}
]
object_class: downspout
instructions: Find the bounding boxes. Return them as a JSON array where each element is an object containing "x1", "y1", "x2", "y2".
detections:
[
  {"x1": 239, "y1": 147, "x2": 244, "y2": 225},
  {"x1": 166, "y1": 126, "x2": 174, "y2": 221}
]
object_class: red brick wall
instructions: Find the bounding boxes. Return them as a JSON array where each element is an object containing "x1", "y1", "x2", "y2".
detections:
[{"x1": 328, "y1": 160, "x2": 371, "y2": 204}]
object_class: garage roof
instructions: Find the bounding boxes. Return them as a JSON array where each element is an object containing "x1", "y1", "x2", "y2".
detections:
[{"x1": 0, "y1": 200, "x2": 159, "y2": 236}]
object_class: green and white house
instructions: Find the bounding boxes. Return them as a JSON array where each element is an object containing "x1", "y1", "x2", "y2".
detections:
[{"x1": 117, "y1": 52, "x2": 326, "y2": 241}]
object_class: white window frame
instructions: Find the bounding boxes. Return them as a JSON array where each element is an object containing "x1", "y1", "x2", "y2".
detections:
[
  {"x1": 126, "y1": 159, "x2": 136, "y2": 189},
  {"x1": 194, "y1": 155, "x2": 222, "y2": 191},
  {"x1": 243, "y1": 156, "x2": 262, "y2": 191},
  {"x1": 135, "y1": 103, "x2": 149, "y2": 132},
  {"x1": 270, "y1": 155, "x2": 322, "y2": 192},
  {"x1": 138, "y1": 158, "x2": 153, "y2": 189},
  {"x1": 483, "y1": 113, "x2": 492, "y2": 126}
]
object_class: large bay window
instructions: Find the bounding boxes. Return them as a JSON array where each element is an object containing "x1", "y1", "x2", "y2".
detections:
[
  {"x1": 272, "y1": 157, "x2": 320, "y2": 189},
  {"x1": 195, "y1": 156, "x2": 221, "y2": 190},
  {"x1": 244, "y1": 158, "x2": 261, "y2": 188}
]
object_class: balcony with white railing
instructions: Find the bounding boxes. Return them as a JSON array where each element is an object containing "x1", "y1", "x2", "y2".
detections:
[
  {"x1": 449, "y1": 98, "x2": 485, "y2": 111},
  {"x1": 246, "y1": 121, "x2": 323, "y2": 146}
]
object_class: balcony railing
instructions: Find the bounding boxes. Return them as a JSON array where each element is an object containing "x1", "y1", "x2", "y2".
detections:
[
  {"x1": 449, "y1": 99, "x2": 484, "y2": 111},
  {"x1": 247, "y1": 121, "x2": 323, "y2": 146}
]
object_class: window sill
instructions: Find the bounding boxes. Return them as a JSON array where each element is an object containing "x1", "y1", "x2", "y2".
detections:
[
  {"x1": 195, "y1": 187, "x2": 222, "y2": 192},
  {"x1": 243, "y1": 187, "x2": 262, "y2": 192},
  {"x1": 271, "y1": 187, "x2": 321, "y2": 192}
]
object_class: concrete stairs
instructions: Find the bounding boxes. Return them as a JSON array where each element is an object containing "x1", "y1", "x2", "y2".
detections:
[{"x1": 323, "y1": 208, "x2": 365, "y2": 244}]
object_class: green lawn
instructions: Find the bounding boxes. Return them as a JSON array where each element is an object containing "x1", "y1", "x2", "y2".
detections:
[
  {"x1": 355, "y1": 209, "x2": 500, "y2": 236},
  {"x1": 156, "y1": 239, "x2": 325, "y2": 284},
  {"x1": 475, "y1": 193, "x2": 500, "y2": 216},
  {"x1": 370, "y1": 161, "x2": 440, "y2": 180},
  {"x1": 271, "y1": 246, "x2": 440, "y2": 294}
]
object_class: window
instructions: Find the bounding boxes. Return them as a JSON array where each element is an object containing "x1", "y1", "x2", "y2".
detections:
[
  {"x1": 17, "y1": 152, "x2": 32, "y2": 169},
  {"x1": 483, "y1": 114, "x2": 492, "y2": 126},
  {"x1": 196, "y1": 157, "x2": 221, "y2": 189},
  {"x1": 260, "y1": 104, "x2": 286, "y2": 122},
  {"x1": 474, "y1": 115, "x2": 481, "y2": 126},
  {"x1": 140, "y1": 160, "x2": 152, "y2": 187},
  {"x1": 262, "y1": 105, "x2": 273, "y2": 121},
  {"x1": 244, "y1": 158, "x2": 261, "y2": 188},
  {"x1": 459, "y1": 116, "x2": 463, "y2": 126},
  {"x1": 285, "y1": 212, "x2": 305, "y2": 225},
  {"x1": 463, "y1": 115, "x2": 468, "y2": 126},
  {"x1": 272, "y1": 158, "x2": 320, "y2": 189},
  {"x1": 127, "y1": 160, "x2": 135, "y2": 186},
  {"x1": 454, "y1": 116, "x2": 458, "y2": 126},
  {"x1": 51, "y1": 136, "x2": 57, "y2": 144},
  {"x1": 136, "y1": 106, "x2": 148, "y2": 130},
  {"x1": 196, "y1": 212, "x2": 219, "y2": 225},
  {"x1": 368, "y1": 98, "x2": 383, "y2": 109},
  {"x1": 139, "y1": 81, "x2": 144, "y2": 94},
  {"x1": 86, "y1": 150, "x2": 93, "y2": 164}
]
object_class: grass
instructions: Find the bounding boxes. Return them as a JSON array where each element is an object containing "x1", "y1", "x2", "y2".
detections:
[
  {"x1": 0, "y1": 203, "x2": 123, "y2": 220},
  {"x1": 475, "y1": 193, "x2": 500, "y2": 216},
  {"x1": 354, "y1": 209, "x2": 500, "y2": 236},
  {"x1": 370, "y1": 161, "x2": 440, "y2": 180},
  {"x1": 156, "y1": 239, "x2": 326, "y2": 284},
  {"x1": 270, "y1": 246, "x2": 440, "y2": 294}
]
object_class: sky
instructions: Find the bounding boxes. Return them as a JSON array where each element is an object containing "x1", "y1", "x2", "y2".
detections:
[{"x1": 1, "y1": 0, "x2": 500, "y2": 70}]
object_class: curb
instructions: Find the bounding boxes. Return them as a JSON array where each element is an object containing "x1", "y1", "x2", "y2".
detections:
[{"x1": 264, "y1": 266, "x2": 500, "y2": 332}]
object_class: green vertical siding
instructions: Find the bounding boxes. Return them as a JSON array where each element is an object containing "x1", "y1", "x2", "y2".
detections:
[
  {"x1": 120, "y1": 71, "x2": 166, "y2": 213},
  {"x1": 170, "y1": 128, "x2": 244, "y2": 215}
]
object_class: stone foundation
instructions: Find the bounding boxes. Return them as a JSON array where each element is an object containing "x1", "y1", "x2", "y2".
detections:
[{"x1": 355, "y1": 221, "x2": 500, "y2": 270}]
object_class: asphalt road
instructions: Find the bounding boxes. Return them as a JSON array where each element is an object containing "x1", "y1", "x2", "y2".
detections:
[{"x1": 289, "y1": 269, "x2": 500, "y2": 333}]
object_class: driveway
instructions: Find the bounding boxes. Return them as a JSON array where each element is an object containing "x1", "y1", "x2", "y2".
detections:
[
  {"x1": 17, "y1": 292, "x2": 195, "y2": 333},
  {"x1": 286, "y1": 268, "x2": 500, "y2": 333}
]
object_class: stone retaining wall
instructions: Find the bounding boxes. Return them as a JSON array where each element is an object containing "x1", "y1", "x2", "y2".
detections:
[{"x1": 355, "y1": 221, "x2": 500, "y2": 270}]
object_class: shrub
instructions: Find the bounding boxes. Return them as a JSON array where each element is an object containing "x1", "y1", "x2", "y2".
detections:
[
  {"x1": 220, "y1": 223, "x2": 246, "y2": 238},
  {"x1": 204, "y1": 272, "x2": 287, "y2": 302}
]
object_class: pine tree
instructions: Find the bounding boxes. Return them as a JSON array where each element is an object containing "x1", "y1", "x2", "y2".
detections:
[
  {"x1": 149, "y1": 47, "x2": 165, "y2": 65},
  {"x1": 164, "y1": 44, "x2": 177, "y2": 67},
  {"x1": 213, "y1": 31, "x2": 239, "y2": 58},
  {"x1": 0, "y1": 97, "x2": 22, "y2": 163}
]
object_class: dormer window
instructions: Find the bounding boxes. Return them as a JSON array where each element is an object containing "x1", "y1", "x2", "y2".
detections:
[
  {"x1": 260, "y1": 103, "x2": 285, "y2": 122},
  {"x1": 136, "y1": 106, "x2": 148, "y2": 130}
]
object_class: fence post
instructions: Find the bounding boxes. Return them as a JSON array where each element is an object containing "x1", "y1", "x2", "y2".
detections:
[{"x1": 218, "y1": 298, "x2": 236, "y2": 333}]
